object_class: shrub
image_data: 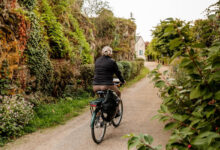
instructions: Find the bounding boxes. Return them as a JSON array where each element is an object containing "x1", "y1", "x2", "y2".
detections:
[
  {"x1": 116, "y1": 62, "x2": 124, "y2": 76},
  {"x1": 120, "y1": 61, "x2": 132, "y2": 80},
  {"x1": 130, "y1": 61, "x2": 138, "y2": 78},
  {"x1": 124, "y1": 134, "x2": 162, "y2": 150},
  {"x1": 148, "y1": 3, "x2": 220, "y2": 148},
  {"x1": 80, "y1": 64, "x2": 94, "y2": 91},
  {"x1": 0, "y1": 95, "x2": 34, "y2": 142},
  {"x1": 117, "y1": 61, "x2": 144, "y2": 80},
  {"x1": 51, "y1": 60, "x2": 79, "y2": 97},
  {"x1": 135, "y1": 58, "x2": 145, "y2": 61},
  {"x1": 136, "y1": 61, "x2": 144, "y2": 74}
]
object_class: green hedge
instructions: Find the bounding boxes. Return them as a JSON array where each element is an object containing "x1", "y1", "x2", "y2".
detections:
[
  {"x1": 44, "y1": 60, "x2": 144, "y2": 96},
  {"x1": 137, "y1": 61, "x2": 144, "y2": 73},
  {"x1": 117, "y1": 61, "x2": 144, "y2": 80},
  {"x1": 80, "y1": 64, "x2": 94, "y2": 91},
  {"x1": 135, "y1": 58, "x2": 145, "y2": 61},
  {"x1": 116, "y1": 62, "x2": 124, "y2": 74},
  {"x1": 119, "y1": 61, "x2": 132, "y2": 80}
]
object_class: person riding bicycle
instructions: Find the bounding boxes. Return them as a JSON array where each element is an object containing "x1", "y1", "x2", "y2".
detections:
[{"x1": 92, "y1": 46, "x2": 125, "y2": 98}]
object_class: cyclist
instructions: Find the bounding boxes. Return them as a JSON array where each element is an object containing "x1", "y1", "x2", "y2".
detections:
[{"x1": 92, "y1": 46, "x2": 125, "y2": 98}]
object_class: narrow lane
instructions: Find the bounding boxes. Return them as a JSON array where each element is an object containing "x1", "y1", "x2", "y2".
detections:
[{"x1": 3, "y1": 62, "x2": 170, "y2": 150}]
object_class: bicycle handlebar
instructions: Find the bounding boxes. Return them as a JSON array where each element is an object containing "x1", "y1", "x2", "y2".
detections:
[
  {"x1": 114, "y1": 82, "x2": 124, "y2": 87},
  {"x1": 113, "y1": 78, "x2": 125, "y2": 87}
]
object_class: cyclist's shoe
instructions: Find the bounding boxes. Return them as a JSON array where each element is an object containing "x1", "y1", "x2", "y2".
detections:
[
  {"x1": 116, "y1": 98, "x2": 120, "y2": 102},
  {"x1": 115, "y1": 111, "x2": 121, "y2": 118},
  {"x1": 115, "y1": 98, "x2": 120, "y2": 105}
]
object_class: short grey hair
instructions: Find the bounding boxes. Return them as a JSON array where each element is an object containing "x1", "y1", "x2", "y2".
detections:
[{"x1": 102, "y1": 46, "x2": 113, "y2": 56}]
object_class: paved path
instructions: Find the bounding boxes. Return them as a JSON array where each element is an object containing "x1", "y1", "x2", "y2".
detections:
[{"x1": 2, "y1": 62, "x2": 170, "y2": 150}]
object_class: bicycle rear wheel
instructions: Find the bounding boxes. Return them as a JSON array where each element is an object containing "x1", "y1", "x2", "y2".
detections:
[
  {"x1": 112, "y1": 100, "x2": 123, "y2": 127},
  {"x1": 91, "y1": 110, "x2": 106, "y2": 144}
]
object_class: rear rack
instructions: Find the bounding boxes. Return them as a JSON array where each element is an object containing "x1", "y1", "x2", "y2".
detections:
[{"x1": 96, "y1": 90, "x2": 107, "y2": 94}]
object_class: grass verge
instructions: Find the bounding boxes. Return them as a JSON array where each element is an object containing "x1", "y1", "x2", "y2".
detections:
[{"x1": 24, "y1": 95, "x2": 91, "y2": 133}]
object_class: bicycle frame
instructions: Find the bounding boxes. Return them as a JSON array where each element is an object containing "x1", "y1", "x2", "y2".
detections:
[{"x1": 90, "y1": 97, "x2": 104, "y2": 127}]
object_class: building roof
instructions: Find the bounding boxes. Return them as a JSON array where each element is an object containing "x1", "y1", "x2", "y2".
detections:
[
  {"x1": 135, "y1": 36, "x2": 141, "y2": 42},
  {"x1": 145, "y1": 41, "x2": 149, "y2": 47}
]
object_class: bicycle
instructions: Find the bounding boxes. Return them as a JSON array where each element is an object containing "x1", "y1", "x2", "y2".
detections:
[{"x1": 89, "y1": 79, "x2": 123, "y2": 144}]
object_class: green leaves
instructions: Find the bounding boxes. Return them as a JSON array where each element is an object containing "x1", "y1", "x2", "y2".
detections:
[
  {"x1": 213, "y1": 61, "x2": 220, "y2": 70},
  {"x1": 190, "y1": 85, "x2": 211, "y2": 100},
  {"x1": 143, "y1": 134, "x2": 154, "y2": 145},
  {"x1": 18, "y1": 0, "x2": 36, "y2": 10},
  {"x1": 169, "y1": 51, "x2": 182, "y2": 63},
  {"x1": 190, "y1": 85, "x2": 201, "y2": 99},
  {"x1": 68, "y1": 14, "x2": 92, "y2": 64},
  {"x1": 150, "y1": 18, "x2": 191, "y2": 58},
  {"x1": 127, "y1": 136, "x2": 140, "y2": 149},
  {"x1": 41, "y1": 0, "x2": 73, "y2": 59},
  {"x1": 124, "y1": 134, "x2": 162, "y2": 150},
  {"x1": 179, "y1": 58, "x2": 192, "y2": 68},
  {"x1": 213, "y1": 71, "x2": 220, "y2": 82},
  {"x1": 191, "y1": 132, "x2": 220, "y2": 146},
  {"x1": 160, "y1": 104, "x2": 169, "y2": 113},
  {"x1": 214, "y1": 90, "x2": 220, "y2": 100},
  {"x1": 164, "y1": 122, "x2": 178, "y2": 130},
  {"x1": 164, "y1": 25, "x2": 175, "y2": 34},
  {"x1": 173, "y1": 114, "x2": 189, "y2": 122},
  {"x1": 155, "y1": 80, "x2": 165, "y2": 88},
  {"x1": 169, "y1": 38, "x2": 182, "y2": 50},
  {"x1": 143, "y1": 2, "x2": 220, "y2": 150}
]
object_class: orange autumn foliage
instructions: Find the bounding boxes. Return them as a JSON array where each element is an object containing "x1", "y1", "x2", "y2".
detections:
[{"x1": 0, "y1": 8, "x2": 30, "y2": 92}]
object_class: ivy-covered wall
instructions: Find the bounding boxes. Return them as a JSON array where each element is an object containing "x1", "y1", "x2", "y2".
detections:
[
  {"x1": 0, "y1": 0, "x2": 137, "y2": 98},
  {"x1": 0, "y1": 1, "x2": 30, "y2": 95}
]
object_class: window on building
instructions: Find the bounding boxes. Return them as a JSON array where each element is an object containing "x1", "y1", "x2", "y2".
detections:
[{"x1": 139, "y1": 50, "x2": 143, "y2": 55}]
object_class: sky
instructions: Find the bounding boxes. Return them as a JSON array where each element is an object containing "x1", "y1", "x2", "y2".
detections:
[{"x1": 105, "y1": 0, "x2": 218, "y2": 42}]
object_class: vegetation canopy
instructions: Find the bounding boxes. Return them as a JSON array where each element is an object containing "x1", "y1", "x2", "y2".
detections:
[{"x1": 144, "y1": 1, "x2": 220, "y2": 150}]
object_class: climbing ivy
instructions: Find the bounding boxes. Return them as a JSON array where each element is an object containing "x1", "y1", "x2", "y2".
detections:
[
  {"x1": 25, "y1": 11, "x2": 54, "y2": 94},
  {"x1": 0, "y1": 61, "x2": 11, "y2": 96},
  {"x1": 18, "y1": 0, "x2": 36, "y2": 10}
]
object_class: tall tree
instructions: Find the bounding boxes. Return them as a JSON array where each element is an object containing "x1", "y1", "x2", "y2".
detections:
[
  {"x1": 82, "y1": 0, "x2": 110, "y2": 17},
  {"x1": 151, "y1": 18, "x2": 191, "y2": 57}
]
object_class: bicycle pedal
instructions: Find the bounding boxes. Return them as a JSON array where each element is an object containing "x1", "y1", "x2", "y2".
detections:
[{"x1": 115, "y1": 112, "x2": 121, "y2": 118}]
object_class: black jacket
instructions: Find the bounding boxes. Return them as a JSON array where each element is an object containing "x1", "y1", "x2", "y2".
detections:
[{"x1": 93, "y1": 56, "x2": 125, "y2": 85}]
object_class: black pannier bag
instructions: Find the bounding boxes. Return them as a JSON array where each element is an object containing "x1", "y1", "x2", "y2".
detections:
[{"x1": 101, "y1": 90, "x2": 118, "y2": 121}]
